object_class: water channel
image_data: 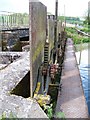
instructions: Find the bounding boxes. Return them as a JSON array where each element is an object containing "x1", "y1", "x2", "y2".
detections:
[{"x1": 75, "y1": 43, "x2": 90, "y2": 114}]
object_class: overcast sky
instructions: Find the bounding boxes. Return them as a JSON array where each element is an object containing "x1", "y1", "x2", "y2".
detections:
[{"x1": 0, "y1": 0, "x2": 89, "y2": 17}]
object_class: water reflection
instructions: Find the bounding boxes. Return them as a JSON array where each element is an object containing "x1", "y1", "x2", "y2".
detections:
[{"x1": 75, "y1": 43, "x2": 90, "y2": 114}]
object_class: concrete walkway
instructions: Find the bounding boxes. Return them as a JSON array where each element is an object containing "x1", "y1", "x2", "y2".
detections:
[{"x1": 55, "y1": 38, "x2": 88, "y2": 118}]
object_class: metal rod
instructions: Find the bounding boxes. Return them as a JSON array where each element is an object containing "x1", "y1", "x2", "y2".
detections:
[
  {"x1": 44, "y1": 69, "x2": 50, "y2": 95},
  {"x1": 55, "y1": 0, "x2": 58, "y2": 21},
  {"x1": 29, "y1": 3, "x2": 33, "y2": 97},
  {"x1": 78, "y1": 41, "x2": 82, "y2": 65},
  {"x1": 64, "y1": 4, "x2": 66, "y2": 27},
  {"x1": 54, "y1": 0, "x2": 58, "y2": 47},
  {"x1": 30, "y1": 39, "x2": 33, "y2": 98}
]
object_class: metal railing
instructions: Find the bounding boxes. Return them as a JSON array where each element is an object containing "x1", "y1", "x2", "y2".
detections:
[{"x1": 0, "y1": 11, "x2": 29, "y2": 30}]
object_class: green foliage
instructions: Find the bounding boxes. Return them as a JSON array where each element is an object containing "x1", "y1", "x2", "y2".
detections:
[
  {"x1": 0, "y1": 111, "x2": 18, "y2": 120},
  {"x1": 83, "y1": 15, "x2": 88, "y2": 25},
  {"x1": 83, "y1": 19, "x2": 88, "y2": 25},
  {"x1": 66, "y1": 27, "x2": 76, "y2": 34},
  {"x1": 9, "y1": 112, "x2": 18, "y2": 119},
  {"x1": 58, "y1": 16, "x2": 64, "y2": 22},
  {"x1": 0, "y1": 112, "x2": 6, "y2": 120},
  {"x1": 80, "y1": 28, "x2": 88, "y2": 33},
  {"x1": 66, "y1": 16, "x2": 80, "y2": 21},
  {"x1": 83, "y1": 10, "x2": 90, "y2": 25},
  {"x1": 58, "y1": 16, "x2": 82, "y2": 24},
  {"x1": 66, "y1": 27, "x2": 89, "y2": 44},
  {"x1": 73, "y1": 35, "x2": 83, "y2": 44},
  {"x1": 43, "y1": 104, "x2": 53, "y2": 119},
  {"x1": 56, "y1": 112, "x2": 66, "y2": 119}
]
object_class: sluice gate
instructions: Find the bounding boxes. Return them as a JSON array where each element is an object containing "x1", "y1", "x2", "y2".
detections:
[{"x1": 0, "y1": 0, "x2": 66, "y2": 118}]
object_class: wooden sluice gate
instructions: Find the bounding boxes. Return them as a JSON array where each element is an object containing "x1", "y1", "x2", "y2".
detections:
[
  {"x1": 29, "y1": 1, "x2": 89, "y2": 118},
  {"x1": 29, "y1": 0, "x2": 66, "y2": 96}
]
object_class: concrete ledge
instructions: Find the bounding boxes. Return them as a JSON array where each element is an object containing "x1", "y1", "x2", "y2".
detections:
[
  {"x1": 0, "y1": 94, "x2": 48, "y2": 118},
  {"x1": 0, "y1": 52, "x2": 48, "y2": 118},
  {"x1": 0, "y1": 52, "x2": 29, "y2": 94}
]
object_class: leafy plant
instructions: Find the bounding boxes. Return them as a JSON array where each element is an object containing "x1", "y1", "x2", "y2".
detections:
[
  {"x1": 43, "y1": 104, "x2": 53, "y2": 119},
  {"x1": 66, "y1": 27, "x2": 89, "y2": 44},
  {"x1": 0, "y1": 111, "x2": 18, "y2": 120},
  {"x1": 0, "y1": 112, "x2": 6, "y2": 120},
  {"x1": 55, "y1": 112, "x2": 66, "y2": 119}
]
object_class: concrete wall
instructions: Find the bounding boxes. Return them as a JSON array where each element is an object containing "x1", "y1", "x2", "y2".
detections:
[
  {"x1": 47, "y1": 18, "x2": 55, "y2": 60},
  {"x1": 29, "y1": 1, "x2": 47, "y2": 93}
]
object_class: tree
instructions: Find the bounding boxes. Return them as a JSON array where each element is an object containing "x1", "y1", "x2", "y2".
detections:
[{"x1": 83, "y1": 10, "x2": 89, "y2": 25}]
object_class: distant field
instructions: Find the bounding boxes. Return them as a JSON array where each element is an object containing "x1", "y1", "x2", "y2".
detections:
[{"x1": 58, "y1": 16, "x2": 83, "y2": 25}]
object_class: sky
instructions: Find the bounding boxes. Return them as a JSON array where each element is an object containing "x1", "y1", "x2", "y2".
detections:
[{"x1": 0, "y1": 0, "x2": 89, "y2": 17}]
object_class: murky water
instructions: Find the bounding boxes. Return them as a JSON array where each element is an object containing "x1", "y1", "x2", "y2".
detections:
[{"x1": 75, "y1": 43, "x2": 90, "y2": 114}]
